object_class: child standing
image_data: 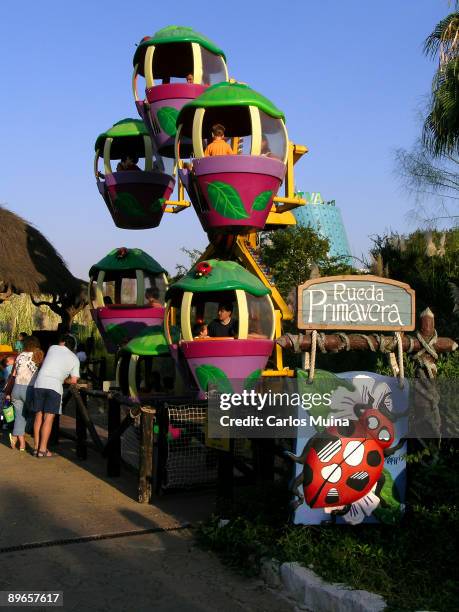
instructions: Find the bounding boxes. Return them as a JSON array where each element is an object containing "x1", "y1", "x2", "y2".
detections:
[{"x1": 204, "y1": 124, "x2": 234, "y2": 157}]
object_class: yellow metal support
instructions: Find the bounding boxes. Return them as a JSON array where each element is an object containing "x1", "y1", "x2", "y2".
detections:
[
  {"x1": 231, "y1": 136, "x2": 240, "y2": 155},
  {"x1": 164, "y1": 175, "x2": 191, "y2": 213},
  {"x1": 293, "y1": 143, "x2": 308, "y2": 165},
  {"x1": 265, "y1": 210, "x2": 296, "y2": 227},
  {"x1": 234, "y1": 235, "x2": 293, "y2": 321}
]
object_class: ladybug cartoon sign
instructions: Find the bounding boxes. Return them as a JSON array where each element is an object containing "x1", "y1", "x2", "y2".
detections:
[{"x1": 289, "y1": 371, "x2": 407, "y2": 525}]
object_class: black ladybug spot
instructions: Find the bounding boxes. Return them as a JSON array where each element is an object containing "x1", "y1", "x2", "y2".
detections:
[
  {"x1": 303, "y1": 462, "x2": 313, "y2": 486},
  {"x1": 367, "y1": 450, "x2": 382, "y2": 467},
  {"x1": 346, "y1": 472, "x2": 370, "y2": 491},
  {"x1": 325, "y1": 489, "x2": 340, "y2": 504},
  {"x1": 337, "y1": 422, "x2": 355, "y2": 436}
]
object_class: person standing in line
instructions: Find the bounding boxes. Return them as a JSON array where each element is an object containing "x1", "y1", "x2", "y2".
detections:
[
  {"x1": 8, "y1": 336, "x2": 44, "y2": 453},
  {"x1": 31, "y1": 334, "x2": 80, "y2": 458}
]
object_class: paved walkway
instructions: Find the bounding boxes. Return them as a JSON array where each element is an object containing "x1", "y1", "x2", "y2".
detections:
[{"x1": 0, "y1": 433, "x2": 292, "y2": 611}]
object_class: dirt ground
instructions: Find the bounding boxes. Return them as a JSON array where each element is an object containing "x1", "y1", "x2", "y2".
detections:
[{"x1": 0, "y1": 433, "x2": 293, "y2": 612}]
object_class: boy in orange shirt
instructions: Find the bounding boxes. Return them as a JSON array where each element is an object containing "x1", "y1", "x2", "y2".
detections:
[{"x1": 204, "y1": 124, "x2": 233, "y2": 157}]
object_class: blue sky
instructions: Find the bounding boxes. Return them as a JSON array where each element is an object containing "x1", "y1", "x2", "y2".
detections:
[{"x1": 0, "y1": 1, "x2": 448, "y2": 279}]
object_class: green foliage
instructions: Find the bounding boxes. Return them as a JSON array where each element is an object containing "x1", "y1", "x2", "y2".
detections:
[
  {"x1": 395, "y1": 10, "x2": 459, "y2": 217},
  {"x1": 423, "y1": 11, "x2": 459, "y2": 157},
  {"x1": 394, "y1": 141, "x2": 459, "y2": 214},
  {"x1": 156, "y1": 106, "x2": 179, "y2": 137},
  {"x1": 370, "y1": 228, "x2": 459, "y2": 336},
  {"x1": 260, "y1": 225, "x2": 354, "y2": 300},
  {"x1": 171, "y1": 247, "x2": 203, "y2": 283},
  {"x1": 423, "y1": 57, "x2": 459, "y2": 158},
  {"x1": 206, "y1": 182, "x2": 249, "y2": 220},
  {"x1": 198, "y1": 446, "x2": 459, "y2": 611}
]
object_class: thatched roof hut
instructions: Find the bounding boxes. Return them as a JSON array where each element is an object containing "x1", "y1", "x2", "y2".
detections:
[
  {"x1": 0, "y1": 205, "x2": 82, "y2": 300},
  {"x1": 0, "y1": 206, "x2": 87, "y2": 330}
]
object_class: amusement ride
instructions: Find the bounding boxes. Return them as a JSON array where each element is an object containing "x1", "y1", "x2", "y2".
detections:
[{"x1": 91, "y1": 25, "x2": 307, "y2": 398}]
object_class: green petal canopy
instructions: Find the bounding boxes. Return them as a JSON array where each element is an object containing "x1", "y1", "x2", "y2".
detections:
[
  {"x1": 94, "y1": 119, "x2": 149, "y2": 159},
  {"x1": 89, "y1": 248, "x2": 167, "y2": 281},
  {"x1": 133, "y1": 25, "x2": 226, "y2": 68},
  {"x1": 177, "y1": 82, "x2": 285, "y2": 130},
  {"x1": 177, "y1": 82, "x2": 285, "y2": 138},
  {"x1": 166, "y1": 259, "x2": 270, "y2": 298},
  {"x1": 123, "y1": 325, "x2": 179, "y2": 356}
]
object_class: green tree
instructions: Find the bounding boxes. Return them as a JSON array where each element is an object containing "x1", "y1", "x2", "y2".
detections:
[
  {"x1": 260, "y1": 226, "x2": 353, "y2": 300},
  {"x1": 423, "y1": 9, "x2": 459, "y2": 157},
  {"x1": 395, "y1": 141, "x2": 459, "y2": 225},
  {"x1": 395, "y1": 8, "x2": 459, "y2": 222},
  {"x1": 370, "y1": 228, "x2": 459, "y2": 335},
  {"x1": 170, "y1": 246, "x2": 202, "y2": 283}
]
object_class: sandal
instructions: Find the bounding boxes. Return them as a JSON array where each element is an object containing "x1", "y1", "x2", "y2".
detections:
[
  {"x1": 8, "y1": 433, "x2": 17, "y2": 449},
  {"x1": 37, "y1": 450, "x2": 55, "y2": 458},
  {"x1": 32, "y1": 449, "x2": 39, "y2": 457}
]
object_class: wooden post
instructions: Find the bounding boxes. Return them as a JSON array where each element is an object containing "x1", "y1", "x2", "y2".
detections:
[
  {"x1": 71, "y1": 387, "x2": 105, "y2": 453},
  {"x1": 107, "y1": 396, "x2": 121, "y2": 477},
  {"x1": 417, "y1": 308, "x2": 437, "y2": 377},
  {"x1": 76, "y1": 397, "x2": 87, "y2": 460},
  {"x1": 413, "y1": 308, "x2": 442, "y2": 440},
  {"x1": 138, "y1": 406, "x2": 155, "y2": 503}
]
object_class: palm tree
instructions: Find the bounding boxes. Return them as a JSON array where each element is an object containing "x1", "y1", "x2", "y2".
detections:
[{"x1": 422, "y1": 10, "x2": 459, "y2": 157}]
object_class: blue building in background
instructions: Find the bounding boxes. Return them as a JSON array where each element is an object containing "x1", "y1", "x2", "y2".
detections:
[{"x1": 294, "y1": 192, "x2": 352, "y2": 264}]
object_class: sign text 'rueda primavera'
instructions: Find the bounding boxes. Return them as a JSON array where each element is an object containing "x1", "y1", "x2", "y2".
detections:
[{"x1": 297, "y1": 275, "x2": 415, "y2": 331}]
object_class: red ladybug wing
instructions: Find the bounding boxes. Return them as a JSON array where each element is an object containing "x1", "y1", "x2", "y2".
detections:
[{"x1": 303, "y1": 436, "x2": 384, "y2": 509}]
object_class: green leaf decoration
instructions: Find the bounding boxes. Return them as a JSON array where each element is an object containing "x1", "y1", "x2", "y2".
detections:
[
  {"x1": 151, "y1": 197, "x2": 165, "y2": 213},
  {"x1": 243, "y1": 369, "x2": 262, "y2": 392},
  {"x1": 206, "y1": 181, "x2": 249, "y2": 220},
  {"x1": 105, "y1": 323, "x2": 129, "y2": 345},
  {"x1": 195, "y1": 364, "x2": 233, "y2": 393},
  {"x1": 114, "y1": 192, "x2": 144, "y2": 217},
  {"x1": 251, "y1": 190, "x2": 273, "y2": 212},
  {"x1": 297, "y1": 369, "x2": 355, "y2": 431},
  {"x1": 125, "y1": 325, "x2": 171, "y2": 356},
  {"x1": 373, "y1": 468, "x2": 403, "y2": 524},
  {"x1": 156, "y1": 106, "x2": 179, "y2": 137}
]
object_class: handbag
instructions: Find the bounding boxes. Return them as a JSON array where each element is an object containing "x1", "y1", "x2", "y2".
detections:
[{"x1": 2, "y1": 401, "x2": 15, "y2": 423}]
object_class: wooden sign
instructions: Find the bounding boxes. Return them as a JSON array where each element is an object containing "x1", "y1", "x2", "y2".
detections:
[{"x1": 297, "y1": 275, "x2": 415, "y2": 331}]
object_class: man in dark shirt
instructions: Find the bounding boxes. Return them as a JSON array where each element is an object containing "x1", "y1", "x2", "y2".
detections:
[{"x1": 208, "y1": 303, "x2": 238, "y2": 337}]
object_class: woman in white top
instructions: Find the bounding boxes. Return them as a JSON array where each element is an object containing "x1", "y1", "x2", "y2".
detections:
[{"x1": 8, "y1": 336, "x2": 44, "y2": 452}]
